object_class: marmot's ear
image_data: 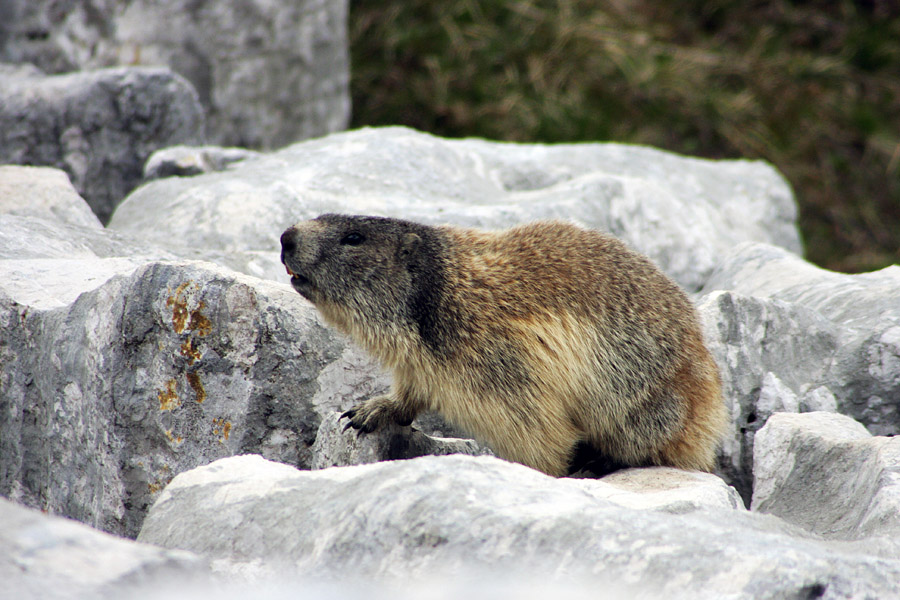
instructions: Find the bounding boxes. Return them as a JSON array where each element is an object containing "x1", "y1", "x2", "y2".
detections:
[{"x1": 398, "y1": 232, "x2": 422, "y2": 259}]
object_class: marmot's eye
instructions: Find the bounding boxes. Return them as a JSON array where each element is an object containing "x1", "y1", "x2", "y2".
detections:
[{"x1": 340, "y1": 232, "x2": 365, "y2": 246}]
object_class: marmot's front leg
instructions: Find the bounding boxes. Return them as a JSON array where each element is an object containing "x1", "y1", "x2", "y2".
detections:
[{"x1": 340, "y1": 390, "x2": 419, "y2": 435}]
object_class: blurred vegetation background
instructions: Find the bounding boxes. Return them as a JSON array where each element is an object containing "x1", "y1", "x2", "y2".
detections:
[{"x1": 348, "y1": 0, "x2": 899, "y2": 272}]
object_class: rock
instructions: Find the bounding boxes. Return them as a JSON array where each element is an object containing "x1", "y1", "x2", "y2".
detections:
[
  {"x1": 752, "y1": 412, "x2": 900, "y2": 542},
  {"x1": 0, "y1": 497, "x2": 204, "y2": 600},
  {"x1": 0, "y1": 0, "x2": 350, "y2": 149},
  {"x1": 0, "y1": 255, "x2": 383, "y2": 538},
  {"x1": 698, "y1": 290, "x2": 841, "y2": 501},
  {"x1": 143, "y1": 145, "x2": 262, "y2": 180},
  {"x1": 572, "y1": 467, "x2": 745, "y2": 513},
  {"x1": 310, "y1": 411, "x2": 490, "y2": 470},
  {"x1": 0, "y1": 63, "x2": 204, "y2": 223},
  {"x1": 109, "y1": 126, "x2": 800, "y2": 291},
  {"x1": 137, "y1": 454, "x2": 900, "y2": 598},
  {"x1": 698, "y1": 243, "x2": 900, "y2": 501},
  {"x1": 0, "y1": 165, "x2": 101, "y2": 229}
]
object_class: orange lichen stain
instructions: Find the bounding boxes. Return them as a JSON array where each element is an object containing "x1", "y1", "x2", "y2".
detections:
[
  {"x1": 164, "y1": 429, "x2": 184, "y2": 445},
  {"x1": 165, "y1": 282, "x2": 192, "y2": 333},
  {"x1": 188, "y1": 301, "x2": 212, "y2": 336},
  {"x1": 148, "y1": 465, "x2": 173, "y2": 495},
  {"x1": 185, "y1": 371, "x2": 207, "y2": 404},
  {"x1": 212, "y1": 417, "x2": 233, "y2": 443},
  {"x1": 158, "y1": 379, "x2": 179, "y2": 411},
  {"x1": 180, "y1": 338, "x2": 202, "y2": 364}
]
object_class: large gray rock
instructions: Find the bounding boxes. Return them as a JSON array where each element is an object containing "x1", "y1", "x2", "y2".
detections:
[
  {"x1": 0, "y1": 0, "x2": 350, "y2": 149},
  {"x1": 0, "y1": 498, "x2": 203, "y2": 600},
  {"x1": 0, "y1": 255, "x2": 387, "y2": 538},
  {"x1": 0, "y1": 165, "x2": 101, "y2": 229},
  {"x1": 110, "y1": 126, "x2": 800, "y2": 291},
  {"x1": 137, "y1": 454, "x2": 900, "y2": 598},
  {"x1": 752, "y1": 412, "x2": 900, "y2": 542},
  {"x1": 0, "y1": 63, "x2": 204, "y2": 223},
  {"x1": 704, "y1": 242, "x2": 900, "y2": 433},
  {"x1": 698, "y1": 242, "x2": 900, "y2": 501}
]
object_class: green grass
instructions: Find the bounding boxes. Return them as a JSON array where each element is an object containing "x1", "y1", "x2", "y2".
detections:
[{"x1": 349, "y1": 0, "x2": 900, "y2": 272}]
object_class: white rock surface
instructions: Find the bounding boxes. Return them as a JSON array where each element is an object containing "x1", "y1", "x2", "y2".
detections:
[
  {"x1": 137, "y1": 454, "x2": 900, "y2": 598},
  {"x1": 752, "y1": 412, "x2": 900, "y2": 541},
  {"x1": 0, "y1": 498, "x2": 203, "y2": 600},
  {"x1": 0, "y1": 165, "x2": 101, "y2": 228},
  {"x1": 573, "y1": 466, "x2": 745, "y2": 513},
  {"x1": 110, "y1": 126, "x2": 800, "y2": 291},
  {"x1": 699, "y1": 243, "x2": 900, "y2": 501}
]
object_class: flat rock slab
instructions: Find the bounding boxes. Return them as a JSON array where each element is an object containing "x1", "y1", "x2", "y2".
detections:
[
  {"x1": 137, "y1": 454, "x2": 900, "y2": 599},
  {"x1": 752, "y1": 411, "x2": 900, "y2": 542}
]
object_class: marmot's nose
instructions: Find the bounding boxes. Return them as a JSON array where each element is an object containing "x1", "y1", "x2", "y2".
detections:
[{"x1": 280, "y1": 227, "x2": 297, "y2": 262}]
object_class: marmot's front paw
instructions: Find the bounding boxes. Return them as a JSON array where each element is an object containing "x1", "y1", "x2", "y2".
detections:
[{"x1": 339, "y1": 396, "x2": 395, "y2": 436}]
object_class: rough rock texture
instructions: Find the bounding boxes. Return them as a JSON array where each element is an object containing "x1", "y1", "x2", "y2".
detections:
[
  {"x1": 0, "y1": 257, "x2": 380, "y2": 538},
  {"x1": 699, "y1": 242, "x2": 900, "y2": 500},
  {"x1": 1, "y1": 498, "x2": 203, "y2": 600},
  {"x1": 137, "y1": 454, "x2": 900, "y2": 599},
  {"x1": 109, "y1": 126, "x2": 801, "y2": 291},
  {"x1": 143, "y1": 145, "x2": 262, "y2": 181},
  {"x1": 752, "y1": 412, "x2": 900, "y2": 542},
  {"x1": 0, "y1": 0, "x2": 350, "y2": 149},
  {"x1": 0, "y1": 63, "x2": 204, "y2": 223}
]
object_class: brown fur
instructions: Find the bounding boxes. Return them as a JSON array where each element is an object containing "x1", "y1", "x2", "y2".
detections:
[{"x1": 280, "y1": 214, "x2": 726, "y2": 476}]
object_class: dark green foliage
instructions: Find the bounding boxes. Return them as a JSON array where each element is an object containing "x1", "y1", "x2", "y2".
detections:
[{"x1": 350, "y1": 0, "x2": 900, "y2": 272}]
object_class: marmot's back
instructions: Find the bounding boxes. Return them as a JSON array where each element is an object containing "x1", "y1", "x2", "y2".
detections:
[{"x1": 281, "y1": 215, "x2": 726, "y2": 476}]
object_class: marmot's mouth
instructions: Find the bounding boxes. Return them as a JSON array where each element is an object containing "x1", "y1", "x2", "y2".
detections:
[{"x1": 285, "y1": 265, "x2": 310, "y2": 288}]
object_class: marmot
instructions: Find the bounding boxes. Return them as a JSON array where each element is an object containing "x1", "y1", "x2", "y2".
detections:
[{"x1": 280, "y1": 214, "x2": 725, "y2": 477}]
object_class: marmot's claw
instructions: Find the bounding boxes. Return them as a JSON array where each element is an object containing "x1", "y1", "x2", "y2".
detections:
[
  {"x1": 340, "y1": 409, "x2": 357, "y2": 433},
  {"x1": 340, "y1": 407, "x2": 374, "y2": 435}
]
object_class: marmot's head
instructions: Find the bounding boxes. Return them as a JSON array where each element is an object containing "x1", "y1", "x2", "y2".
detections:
[{"x1": 280, "y1": 214, "x2": 446, "y2": 353}]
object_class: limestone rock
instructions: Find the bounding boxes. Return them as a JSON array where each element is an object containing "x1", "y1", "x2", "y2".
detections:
[
  {"x1": 698, "y1": 243, "x2": 900, "y2": 502},
  {"x1": 572, "y1": 466, "x2": 745, "y2": 513},
  {"x1": 0, "y1": 165, "x2": 101, "y2": 229},
  {"x1": 143, "y1": 145, "x2": 262, "y2": 180},
  {"x1": 0, "y1": 498, "x2": 203, "y2": 600},
  {"x1": 110, "y1": 126, "x2": 800, "y2": 291},
  {"x1": 0, "y1": 0, "x2": 350, "y2": 149},
  {"x1": 752, "y1": 411, "x2": 900, "y2": 542},
  {"x1": 137, "y1": 454, "x2": 900, "y2": 598},
  {"x1": 0, "y1": 64, "x2": 204, "y2": 223},
  {"x1": 703, "y1": 242, "x2": 900, "y2": 434},
  {"x1": 0, "y1": 256, "x2": 385, "y2": 538}
]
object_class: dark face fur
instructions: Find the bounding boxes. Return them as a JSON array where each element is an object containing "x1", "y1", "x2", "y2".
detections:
[{"x1": 280, "y1": 214, "x2": 439, "y2": 329}]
